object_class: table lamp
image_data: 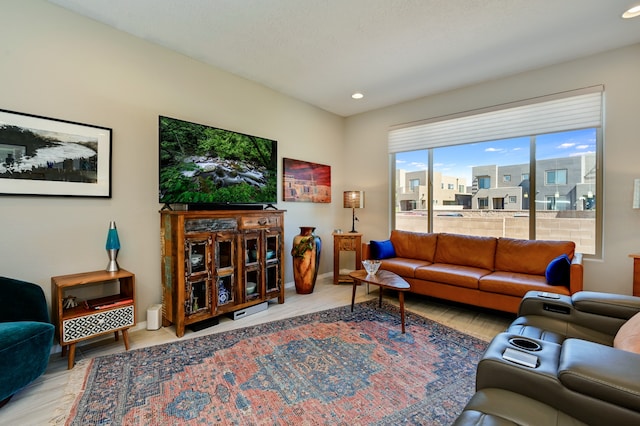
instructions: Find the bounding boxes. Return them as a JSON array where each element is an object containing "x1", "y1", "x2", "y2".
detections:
[
  {"x1": 105, "y1": 221, "x2": 121, "y2": 272},
  {"x1": 343, "y1": 191, "x2": 364, "y2": 233}
]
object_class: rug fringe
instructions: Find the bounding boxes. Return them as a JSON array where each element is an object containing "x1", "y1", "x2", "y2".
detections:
[{"x1": 49, "y1": 358, "x2": 92, "y2": 426}]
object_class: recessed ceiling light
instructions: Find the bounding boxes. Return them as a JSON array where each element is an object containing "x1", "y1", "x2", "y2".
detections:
[
  {"x1": 351, "y1": 92, "x2": 364, "y2": 100},
  {"x1": 622, "y1": 4, "x2": 640, "y2": 18}
]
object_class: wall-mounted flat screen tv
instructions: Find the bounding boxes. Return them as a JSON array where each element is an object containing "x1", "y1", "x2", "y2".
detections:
[{"x1": 159, "y1": 116, "x2": 277, "y2": 208}]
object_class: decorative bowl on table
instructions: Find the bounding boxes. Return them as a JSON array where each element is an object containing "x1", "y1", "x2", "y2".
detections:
[{"x1": 362, "y1": 259, "x2": 381, "y2": 275}]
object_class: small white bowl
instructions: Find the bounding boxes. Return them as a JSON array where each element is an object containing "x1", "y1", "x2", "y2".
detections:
[{"x1": 362, "y1": 259, "x2": 381, "y2": 275}]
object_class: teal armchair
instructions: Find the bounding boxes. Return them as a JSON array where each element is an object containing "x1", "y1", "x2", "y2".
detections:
[{"x1": 0, "y1": 276, "x2": 54, "y2": 407}]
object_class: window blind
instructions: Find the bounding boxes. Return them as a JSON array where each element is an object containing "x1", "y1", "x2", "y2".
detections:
[{"x1": 388, "y1": 86, "x2": 603, "y2": 154}]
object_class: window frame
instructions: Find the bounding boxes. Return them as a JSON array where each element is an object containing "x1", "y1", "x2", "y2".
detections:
[{"x1": 389, "y1": 87, "x2": 603, "y2": 259}]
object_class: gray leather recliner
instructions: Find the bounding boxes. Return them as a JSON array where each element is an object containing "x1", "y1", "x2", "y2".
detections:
[{"x1": 454, "y1": 291, "x2": 640, "y2": 426}]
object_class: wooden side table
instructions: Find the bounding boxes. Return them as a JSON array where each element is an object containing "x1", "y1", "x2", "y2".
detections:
[
  {"x1": 628, "y1": 254, "x2": 640, "y2": 296},
  {"x1": 333, "y1": 232, "x2": 362, "y2": 284},
  {"x1": 51, "y1": 269, "x2": 136, "y2": 369}
]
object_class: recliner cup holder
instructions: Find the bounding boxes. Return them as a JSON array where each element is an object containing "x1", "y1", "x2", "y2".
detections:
[{"x1": 508, "y1": 337, "x2": 542, "y2": 351}]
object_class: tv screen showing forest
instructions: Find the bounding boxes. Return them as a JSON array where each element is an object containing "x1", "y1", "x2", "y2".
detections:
[{"x1": 159, "y1": 116, "x2": 278, "y2": 206}]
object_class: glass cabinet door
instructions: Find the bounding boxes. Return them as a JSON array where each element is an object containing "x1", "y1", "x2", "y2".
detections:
[
  {"x1": 184, "y1": 237, "x2": 213, "y2": 317},
  {"x1": 214, "y1": 232, "x2": 236, "y2": 310},
  {"x1": 185, "y1": 278, "x2": 211, "y2": 316},
  {"x1": 243, "y1": 231, "x2": 262, "y2": 302},
  {"x1": 265, "y1": 231, "x2": 281, "y2": 295},
  {"x1": 265, "y1": 232, "x2": 279, "y2": 263},
  {"x1": 244, "y1": 232, "x2": 260, "y2": 265},
  {"x1": 215, "y1": 234, "x2": 234, "y2": 270},
  {"x1": 185, "y1": 237, "x2": 211, "y2": 277},
  {"x1": 245, "y1": 268, "x2": 261, "y2": 301},
  {"x1": 265, "y1": 263, "x2": 280, "y2": 294},
  {"x1": 216, "y1": 275, "x2": 235, "y2": 307}
]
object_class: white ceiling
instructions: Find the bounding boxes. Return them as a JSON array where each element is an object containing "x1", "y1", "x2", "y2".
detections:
[{"x1": 48, "y1": 0, "x2": 640, "y2": 117}]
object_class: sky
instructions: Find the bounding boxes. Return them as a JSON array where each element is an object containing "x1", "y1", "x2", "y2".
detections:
[{"x1": 395, "y1": 128, "x2": 596, "y2": 182}]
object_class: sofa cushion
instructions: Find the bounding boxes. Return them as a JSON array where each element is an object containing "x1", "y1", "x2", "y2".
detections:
[
  {"x1": 494, "y1": 238, "x2": 575, "y2": 276},
  {"x1": 416, "y1": 264, "x2": 489, "y2": 289},
  {"x1": 545, "y1": 254, "x2": 571, "y2": 286},
  {"x1": 433, "y1": 233, "x2": 497, "y2": 270},
  {"x1": 389, "y1": 230, "x2": 438, "y2": 262},
  {"x1": 479, "y1": 271, "x2": 571, "y2": 298},
  {"x1": 380, "y1": 258, "x2": 431, "y2": 278},
  {"x1": 369, "y1": 239, "x2": 396, "y2": 259},
  {"x1": 613, "y1": 312, "x2": 640, "y2": 354}
]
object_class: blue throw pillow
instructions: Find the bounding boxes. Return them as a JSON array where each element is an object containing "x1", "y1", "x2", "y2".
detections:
[
  {"x1": 545, "y1": 254, "x2": 571, "y2": 286},
  {"x1": 370, "y1": 240, "x2": 396, "y2": 260}
]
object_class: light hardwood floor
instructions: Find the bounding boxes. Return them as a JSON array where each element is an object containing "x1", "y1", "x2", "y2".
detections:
[{"x1": 1, "y1": 275, "x2": 514, "y2": 425}]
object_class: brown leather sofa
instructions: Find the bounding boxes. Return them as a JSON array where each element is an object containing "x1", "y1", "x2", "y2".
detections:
[
  {"x1": 362, "y1": 230, "x2": 583, "y2": 313},
  {"x1": 455, "y1": 291, "x2": 640, "y2": 425}
]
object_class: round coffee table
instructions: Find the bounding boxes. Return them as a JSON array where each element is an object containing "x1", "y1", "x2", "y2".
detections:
[{"x1": 349, "y1": 269, "x2": 411, "y2": 333}]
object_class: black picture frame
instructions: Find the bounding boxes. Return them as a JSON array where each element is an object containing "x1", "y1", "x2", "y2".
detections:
[{"x1": 0, "y1": 108, "x2": 112, "y2": 197}]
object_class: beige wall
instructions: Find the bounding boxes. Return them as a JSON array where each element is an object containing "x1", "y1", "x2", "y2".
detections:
[
  {"x1": 0, "y1": 1, "x2": 345, "y2": 319},
  {"x1": 345, "y1": 43, "x2": 640, "y2": 295}
]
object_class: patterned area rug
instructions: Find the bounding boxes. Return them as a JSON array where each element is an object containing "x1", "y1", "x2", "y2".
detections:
[{"x1": 62, "y1": 300, "x2": 487, "y2": 425}]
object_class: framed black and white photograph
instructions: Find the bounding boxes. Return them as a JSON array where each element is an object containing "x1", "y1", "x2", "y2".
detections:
[{"x1": 0, "y1": 109, "x2": 112, "y2": 197}]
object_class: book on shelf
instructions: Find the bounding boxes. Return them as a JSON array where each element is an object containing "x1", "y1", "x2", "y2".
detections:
[{"x1": 87, "y1": 295, "x2": 133, "y2": 310}]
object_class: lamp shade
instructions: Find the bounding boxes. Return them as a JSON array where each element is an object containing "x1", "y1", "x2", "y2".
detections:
[
  {"x1": 343, "y1": 191, "x2": 364, "y2": 209},
  {"x1": 105, "y1": 221, "x2": 121, "y2": 250}
]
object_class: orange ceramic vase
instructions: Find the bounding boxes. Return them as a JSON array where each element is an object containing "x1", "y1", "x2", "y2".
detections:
[{"x1": 291, "y1": 226, "x2": 322, "y2": 294}]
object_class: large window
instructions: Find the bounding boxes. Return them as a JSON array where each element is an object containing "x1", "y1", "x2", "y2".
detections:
[{"x1": 389, "y1": 87, "x2": 602, "y2": 256}]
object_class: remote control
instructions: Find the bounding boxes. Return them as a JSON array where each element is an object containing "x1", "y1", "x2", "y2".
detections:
[{"x1": 538, "y1": 291, "x2": 561, "y2": 299}]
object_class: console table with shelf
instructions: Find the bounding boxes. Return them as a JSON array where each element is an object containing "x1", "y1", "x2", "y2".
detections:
[
  {"x1": 333, "y1": 232, "x2": 363, "y2": 284},
  {"x1": 160, "y1": 209, "x2": 285, "y2": 337},
  {"x1": 51, "y1": 269, "x2": 136, "y2": 369}
]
